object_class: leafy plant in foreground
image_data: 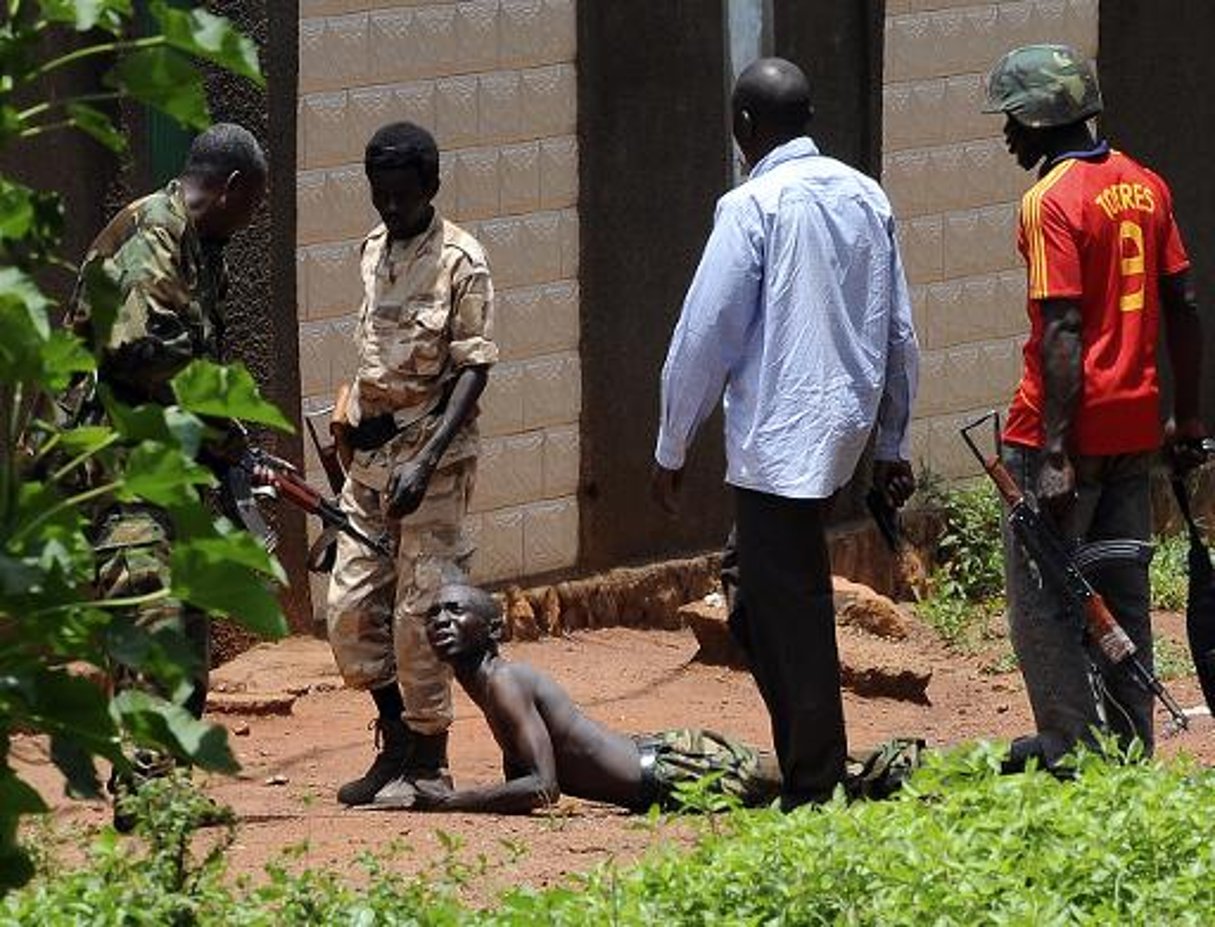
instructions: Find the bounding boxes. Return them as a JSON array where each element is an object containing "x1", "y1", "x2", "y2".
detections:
[
  {"x1": 9, "y1": 745, "x2": 1215, "y2": 925},
  {"x1": 1, "y1": 0, "x2": 280, "y2": 894}
]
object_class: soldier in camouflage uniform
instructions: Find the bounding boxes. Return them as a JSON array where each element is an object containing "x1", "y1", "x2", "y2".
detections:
[
  {"x1": 66, "y1": 123, "x2": 267, "y2": 826},
  {"x1": 327, "y1": 122, "x2": 497, "y2": 807}
]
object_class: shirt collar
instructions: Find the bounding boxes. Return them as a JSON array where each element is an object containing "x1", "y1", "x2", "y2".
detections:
[
  {"x1": 749, "y1": 136, "x2": 820, "y2": 180},
  {"x1": 1041, "y1": 139, "x2": 1110, "y2": 175}
]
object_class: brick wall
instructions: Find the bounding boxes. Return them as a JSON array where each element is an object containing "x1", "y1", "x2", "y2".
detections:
[
  {"x1": 883, "y1": 0, "x2": 1097, "y2": 476},
  {"x1": 296, "y1": 0, "x2": 579, "y2": 593}
]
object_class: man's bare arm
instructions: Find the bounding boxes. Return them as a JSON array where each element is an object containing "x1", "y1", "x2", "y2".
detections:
[
  {"x1": 1037, "y1": 297, "x2": 1082, "y2": 518},
  {"x1": 414, "y1": 674, "x2": 559, "y2": 815},
  {"x1": 1161, "y1": 270, "x2": 1204, "y2": 430}
]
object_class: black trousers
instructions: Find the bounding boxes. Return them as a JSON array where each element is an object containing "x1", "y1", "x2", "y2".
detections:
[{"x1": 727, "y1": 487, "x2": 847, "y2": 809}]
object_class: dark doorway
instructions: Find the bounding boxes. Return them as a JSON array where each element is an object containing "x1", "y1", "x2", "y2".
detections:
[
  {"x1": 576, "y1": 1, "x2": 885, "y2": 570},
  {"x1": 1100, "y1": 4, "x2": 1215, "y2": 429}
]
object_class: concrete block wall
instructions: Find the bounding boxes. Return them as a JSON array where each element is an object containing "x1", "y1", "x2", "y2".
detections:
[
  {"x1": 883, "y1": 0, "x2": 1097, "y2": 476},
  {"x1": 296, "y1": 0, "x2": 580, "y2": 588}
]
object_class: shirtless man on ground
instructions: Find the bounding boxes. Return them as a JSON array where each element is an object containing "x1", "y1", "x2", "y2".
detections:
[{"x1": 381, "y1": 582, "x2": 780, "y2": 814}]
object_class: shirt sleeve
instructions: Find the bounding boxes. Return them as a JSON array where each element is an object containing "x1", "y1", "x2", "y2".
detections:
[
  {"x1": 97, "y1": 225, "x2": 198, "y2": 401},
  {"x1": 654, "y1": 198, "x2": 762, "y2": 470},
  {"x1": 874, "y1": 218, "x2": 920, "y2": 461},
  {"x1": 1021, "y1": 188, "x2": 1082, "y2": 300},
  {"x1": 448, "y1": 259, "x2": 499, "y2": 368}
]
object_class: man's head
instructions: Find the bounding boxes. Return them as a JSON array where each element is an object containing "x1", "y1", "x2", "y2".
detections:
[
  {"x1": 425, "y1": 583, "x2": 504, "y2": 664},
  {"x1": 731, "y1": 57, "x2": 813, "y2": 172},
  {"x1": 983, "y1": 44, "x2": 1102, "y2": 171},
  {"x1": 365, "y1": 121, "x2": 440, "y2": 241},
  {"x1": 180, "y1": 123, "x2": 267, "y2": 242}
]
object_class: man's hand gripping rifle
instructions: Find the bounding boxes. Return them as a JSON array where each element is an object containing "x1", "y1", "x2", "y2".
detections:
[
  {"x1": 960, "y1": 412, "x2": 1189, "y2": 732},
  {"x1": 236, "y1": 440, "x2": 392, "y2": 565}
]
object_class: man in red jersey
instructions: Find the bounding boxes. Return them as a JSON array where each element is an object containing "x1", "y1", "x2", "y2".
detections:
[{"x1": 983, "y1": 44, "x2": 1206, "y2": 769}]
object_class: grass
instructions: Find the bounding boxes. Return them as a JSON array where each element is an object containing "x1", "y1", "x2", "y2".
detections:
[{"x1": 9, "y1": 745, "x2": 1215, "y2": 924}]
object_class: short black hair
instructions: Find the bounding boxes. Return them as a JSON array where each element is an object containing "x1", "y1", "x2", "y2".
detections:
[
  {"x1": 733, "y1": 58, "x2": 813, "y2": 134},
  {"x1": 365, "y1": 121, "x2": 440, "y2": 187},
  {"x1": 182, "y1": 122, "x2": 267, "y2": 183},
  {"x1": 466, "y1": 586, "x2": 505, "y2": 650}
]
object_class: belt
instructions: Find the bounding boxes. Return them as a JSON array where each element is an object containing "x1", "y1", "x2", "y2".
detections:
[
  {"x1": 348, "y1": 392, "x2": 446, "y2": 452},
  {"x1": 634, "y1": 740, "x2": 661, "y2": 812}
]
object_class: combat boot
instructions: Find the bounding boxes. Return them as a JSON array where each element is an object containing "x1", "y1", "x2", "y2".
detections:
[
  {"x1": 372, "y1": 730, "x2": 452, "y2": 808},
  {"x1": 337, "y1": 716, "x2": 412, "y2": 806}
]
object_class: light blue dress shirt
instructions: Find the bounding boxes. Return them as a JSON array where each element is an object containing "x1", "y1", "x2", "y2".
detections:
[{"x1": 655, "y1": 137, "x2": 919, "y2": 500}]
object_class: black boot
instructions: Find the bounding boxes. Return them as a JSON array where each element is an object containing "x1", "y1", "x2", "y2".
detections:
[
  {"x1": 372, "y1": 730, "x2": 452, "y2": 808},
  {"x1": 337, "y1": 716, "x2": 412, "y2": 806}
]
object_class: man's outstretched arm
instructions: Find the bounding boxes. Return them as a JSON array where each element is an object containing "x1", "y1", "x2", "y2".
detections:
[{"x1": 413, "y1": 677, "x2": 559, "y2": 815}]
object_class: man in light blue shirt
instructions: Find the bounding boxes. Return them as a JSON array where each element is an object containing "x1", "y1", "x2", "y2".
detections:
[{"x1": 652, "y1": 58, "x2": 919, "y2": 809}]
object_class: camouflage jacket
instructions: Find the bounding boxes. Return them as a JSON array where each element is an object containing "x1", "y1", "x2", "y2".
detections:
[
  {"x1": 68, "y1": 179, "x2": 228, "y2": 407},
  {"x1": 347, "y1": 211, "x2": 498, "y2": 490}
]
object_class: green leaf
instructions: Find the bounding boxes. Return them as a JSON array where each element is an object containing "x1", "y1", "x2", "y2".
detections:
[
  {"x1": 116, "y1": 440, "x2": 215, "y2": 508},
  {"x1": 39, "y1": 329, "x2": 95, "y2": 390},
  {"x1": 56, "y1": 424, "x2": 113, "y2": 456},
  {"x1": 0, "y1": 177, "x2": 35, "y2": 240},
  {"x1": 111, "y1": 690, "x2": 238, "y2": 773},
  {"x1": 38, "y1": 0, "x2": 132, "y2": 34},
  {"x1": 0, "y1": 668, "x2": 123, "y2": 763},
  {"x1": 172, "y1": 359, "x2": 295, "y2": 433},
  {"x1": 0, "y1": 555, "x2": 40, "y2": 596},
  {"x1": 80, "y1": 256, "x2": 122, "y2": 351},
  {"x1": 104, "y1": 617, "x2": 199, "y2": 690},
  {"x1": 0, "y1": 768, "x2": 47, "y2": 816},
  {"x1": 101, "y1": 389, "x2": 206, "y2": 456},
  {"x1": 67, "y1": 101, "x2": 125, "y2": 152},
  {"x1": 106, "y1": 46, "x2": 210, "y2": 131},
  {"x1": 150, "y1": 0, "x2": 264, "y2": 87},
  {"x1": 0, "y1": 265, "x2": 51, "y2": 323},
  {"x1": 170, "y1": 535, "x2": 287, "y2": 638},
  {"x1": 0, "y1": 105, "x2": 22, "y2": 145},
  {"x1": 50, "y1": 734, "x2": 102, "y2": 799}
]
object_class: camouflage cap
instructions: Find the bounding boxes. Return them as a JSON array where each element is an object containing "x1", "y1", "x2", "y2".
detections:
[{"x1": 983, "y1": 44, "x2": 1102, "y2": 128}]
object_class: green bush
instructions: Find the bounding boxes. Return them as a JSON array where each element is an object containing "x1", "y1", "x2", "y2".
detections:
[
  {"x1": 915, "y1": 479, "x2": 1005, "y2": 647},
  {"x1": 1151, "y1": 533, "x2": 1190, "y2": 612},
  {"x1": 10, "y1": 745, "x2": 1215, "y2": 925},
  {"x1": 1, "y1": 0, "x2": 279, "y2": 893}
]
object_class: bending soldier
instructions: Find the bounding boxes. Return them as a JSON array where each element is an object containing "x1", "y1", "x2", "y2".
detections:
[{"x1": 65, "y1": 123, "x2": 268, "y2": 827}]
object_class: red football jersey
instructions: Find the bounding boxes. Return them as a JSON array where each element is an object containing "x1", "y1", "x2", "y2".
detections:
[{"x1": 1004, "y1": 149, "x2": 1190, "y2": 455}]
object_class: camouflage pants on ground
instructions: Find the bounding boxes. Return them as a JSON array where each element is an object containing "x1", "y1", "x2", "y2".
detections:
[
  {"x1": 94, "y1": 505, "x2": 210, "y2": 718},
  {"x1": 634, "y1": 728, "x2": 782, "y2": 810},
  {"x1": 327, "y1": 459, "x2": 475, "y2": 735}
]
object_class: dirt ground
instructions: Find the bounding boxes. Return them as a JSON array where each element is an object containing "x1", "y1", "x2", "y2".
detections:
[{"x1": 14, "y1": 607, "x2": 1215, "y2": 897}]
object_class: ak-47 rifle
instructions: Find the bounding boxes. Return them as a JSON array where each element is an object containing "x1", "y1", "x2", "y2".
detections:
[
  {"x1": 960, "y1": 411, "x2": 1188, "y2": 731},
  {"x1": 235, "y1": 444, "x2": 392, "y2": 562}
]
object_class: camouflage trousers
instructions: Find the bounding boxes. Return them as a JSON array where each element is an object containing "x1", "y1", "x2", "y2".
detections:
[
  {"x1": 634, "y1": 728, "x2": 782, "y2": 810},
  {"x1": 94, "y1": 505, "x2": 210, "y2": 718},
  {"x1": 326, "y1": 458, "x2": 475, "y2": 735}
]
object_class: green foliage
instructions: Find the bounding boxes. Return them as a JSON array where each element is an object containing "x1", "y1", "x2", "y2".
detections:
[
  {"x1": 915, "y1": 478, "x2": 1005, "y2": 647},
  {"x1": 1153, "y1": 633, "x2": 1191, "y2": 682},
  {"x1": 1151, "y1": 532, "x2": 1190, "y2": 612},
  {"x1": 1, "y1": 0, "x2": 273, "y2": 896},
  {"x1": 11, "y1": 746, "x2": 1215, "y2": 924}
]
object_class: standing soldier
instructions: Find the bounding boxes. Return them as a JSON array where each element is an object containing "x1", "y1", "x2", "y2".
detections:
[
  {"x1": 984, "y1": 45, "x2": 1206, "y2": 769},
  {"x1": 327, "y1": 122, "x2": 497, "y2": 807},
  {"x1": 66, "y1": 123, "x2": 268, "y2": 827}
]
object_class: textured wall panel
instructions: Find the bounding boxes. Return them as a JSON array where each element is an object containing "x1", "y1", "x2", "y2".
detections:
[{"x1": 884, "y1": 0, "x2": 1099, "y2": 478}]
